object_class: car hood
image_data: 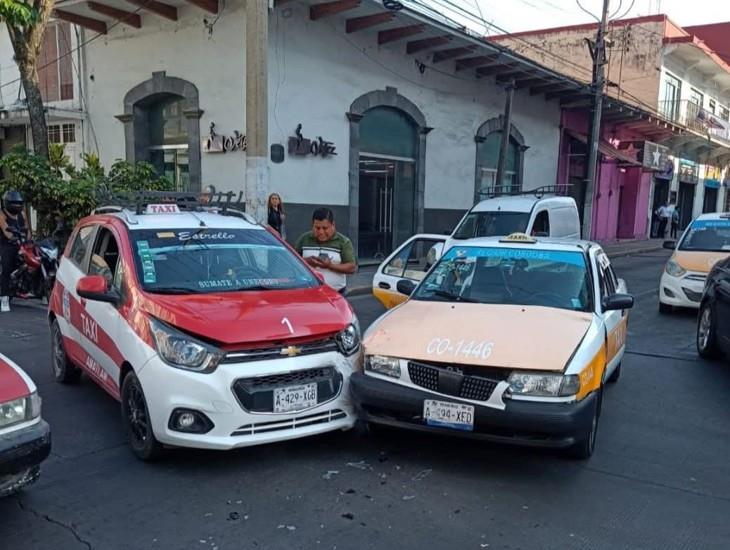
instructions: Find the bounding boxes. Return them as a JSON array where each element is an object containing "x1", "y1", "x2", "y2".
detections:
[
  {"x1": 672, "y1": 251, "x2": 730, "y2": 274},
  {"x1": 140, "y1": 287, "x2": 353, "y2": 346},
  {"x1": 364, "y1": 301, "x2": 593, "y2": 371},
  {"x1": 0, "y1": 354, "x2": 32, "y2": 402}
]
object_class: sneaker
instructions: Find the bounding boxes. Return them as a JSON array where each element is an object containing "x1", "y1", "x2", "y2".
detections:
[{"x1": 0, "y1": 296, "x2": 9, "y2": 313}]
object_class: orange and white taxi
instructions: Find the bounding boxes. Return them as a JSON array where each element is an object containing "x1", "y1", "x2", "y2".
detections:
[
  {"x1": 350, "y1": 234, "x2": 634, "y2": 459},
  {"x1": 660, "y1": 213, "x2": 730, "y2": 313}
]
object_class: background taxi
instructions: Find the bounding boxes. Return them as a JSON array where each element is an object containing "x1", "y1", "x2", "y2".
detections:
[
  {"x1": 351, "y1": 234, "x2": 633, "y2": 459},
  {"x1": 660, "y1": 213, "x2": 730, "y2": 313}
]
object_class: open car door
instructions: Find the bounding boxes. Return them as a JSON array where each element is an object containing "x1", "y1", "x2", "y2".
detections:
[{"x1": 372, "y1": 234, "x2": 447, "y2": 309}]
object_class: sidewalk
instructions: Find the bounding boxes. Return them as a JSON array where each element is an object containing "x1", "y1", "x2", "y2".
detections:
[{"x1": 343, "y1": 238, "x2": 665, "y2": 298}]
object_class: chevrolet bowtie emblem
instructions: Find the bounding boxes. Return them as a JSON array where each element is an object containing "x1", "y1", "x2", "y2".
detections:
[{"x1": 280, "y1": 345, "x2": 302, "y2": 357}]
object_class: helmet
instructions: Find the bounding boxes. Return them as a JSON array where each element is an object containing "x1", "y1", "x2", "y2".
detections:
[{"x1": 2, "y1": 190, "x2": 24, "y2": 215}]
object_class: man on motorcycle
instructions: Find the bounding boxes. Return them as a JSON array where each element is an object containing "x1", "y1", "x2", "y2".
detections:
[{"x1": 0, "y1": 190, "x2": 31, "y2": 312}]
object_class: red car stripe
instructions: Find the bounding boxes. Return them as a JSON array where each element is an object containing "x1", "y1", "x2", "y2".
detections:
[{"x1": 0, "y1": 354, "x2": 30, "y2": 402}]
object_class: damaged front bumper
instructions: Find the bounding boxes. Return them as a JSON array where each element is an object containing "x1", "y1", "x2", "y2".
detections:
[{"x1": 0, "y1": 420, "x2": 51, "y2": 497}]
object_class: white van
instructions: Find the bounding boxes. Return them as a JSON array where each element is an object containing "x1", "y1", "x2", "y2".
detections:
[{"x1": 372, "y1": 191, "x2": 581, "y2": 308}]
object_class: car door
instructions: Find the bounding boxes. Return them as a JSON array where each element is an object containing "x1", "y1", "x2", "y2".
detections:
[
  {"x1": 55, "y1": 223, "x2": 98, "y2": 367},
  {"x1": 373, "y1": 234, "x2": 447, "y2": 309},
  {"x1": 595, "y1": 250, "x2": 627, "y2": 379},
  {"x1": 713, "y1": 260, "x2": 730, "y2": 351},
  {"x1": 81, "y1": 225, "x2": 126, "y2": 397}
]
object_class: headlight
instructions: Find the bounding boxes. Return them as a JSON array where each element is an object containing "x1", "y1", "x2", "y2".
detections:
[
  {"x1": 665, "y1": 260, "x2": 686, "y2": 278},
  {"x1": 149, "y1": 318, "x2": 223, "y2": 373},
  {"x1": 508, "y1": 372, "x2": 580, "y2": 397},
  {"x1": 0, "y1": 392, "x2": 41, "y2": 429},
  {"x1": 336, "y1": 319, "x2": 361, "y2": 356},
  {"x1": 365, "y1": 355, "x2": 401, "y2": 378}
]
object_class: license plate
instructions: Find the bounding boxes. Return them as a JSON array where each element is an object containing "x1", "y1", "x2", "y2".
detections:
[
  {"x1": 273, "y1": 383, "x2": 318, "y2": 413},
  {"x1": 423, "y1": 400, "x2": 475, "y2": 431}
]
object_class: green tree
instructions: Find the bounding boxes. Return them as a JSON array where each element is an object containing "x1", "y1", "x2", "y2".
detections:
[{"x1": 1, "y1": 0, "x2": 55, "y2": 159}]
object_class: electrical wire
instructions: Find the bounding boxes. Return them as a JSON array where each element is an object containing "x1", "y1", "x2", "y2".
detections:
[{"x1": 575, "y1": 0, "x2": 601, "y2": 22}]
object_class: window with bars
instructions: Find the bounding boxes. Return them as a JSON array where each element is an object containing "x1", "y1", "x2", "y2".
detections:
[
  {"x1": 38, "y1": 22, "x2": 74, "y2": 102},
  {"x1": 720, "y1": 106, "x2": 729, "y2": 121},
  {"x1": 48, "y1": 124, "x2": 76, "y2": 144},
  {"x1": 709, "y1": 99, "x2": 716, "y2": 114}
]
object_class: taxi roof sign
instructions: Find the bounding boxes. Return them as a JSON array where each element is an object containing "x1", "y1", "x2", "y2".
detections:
[
  {"x1": 145, "y1": 203, "x2": 181, "y2": 214},
  {"x1": 499, "y1": 232, "x2": 537, "y2": 243}
]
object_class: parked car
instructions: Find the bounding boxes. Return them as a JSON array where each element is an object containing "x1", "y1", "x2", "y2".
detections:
[
  {"x1": 697, "y1": 256, "x2": 730, "y2": 359},
  {"x1": 0, "y1": 352, "x2": 51, "y2": 497},
  {"x1": 372, "y1": 189, "x2": 581, "y2": 309},
  {"x1": 660, "y1": 213, "x2": 730, "y2": 313},
  {"x1": 49, "y1": 193, "x2": 361, "y2": 461},
  {"x1": 353, "y1": 233, "x2": 633, "y2": 459}
]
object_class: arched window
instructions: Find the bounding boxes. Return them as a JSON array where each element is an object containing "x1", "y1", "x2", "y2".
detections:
[
  {"x1": 475, "y1": 118, "x2": 526, "y2": 200},
  {"x1": 148, "y1": 96, "x2": 190, "y2": 191}
]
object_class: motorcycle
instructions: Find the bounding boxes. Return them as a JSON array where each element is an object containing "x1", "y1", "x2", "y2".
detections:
[{"x1": 2, "y1": 228, "x2": 59, "y2": 304}]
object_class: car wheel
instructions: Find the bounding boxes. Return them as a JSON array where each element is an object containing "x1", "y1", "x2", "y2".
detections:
[
  {"x1": 566, "y1": 388, "x2": 601, "y2": 460},
  {"x1": 607, "y1": 362, "x2": 621, "y2": 384},
  {"x1": 658, "y1": 302, "x2": 673, "y2": 314},
  {"x1": 697, "y1": 303, "x2": 720, "y2": 359},
  {"x1": 121, "y1": 371, "x2": 163, "y2": 461},
  {"x1": 51, "y1": 319, "x2": 81, "y2": 383}
]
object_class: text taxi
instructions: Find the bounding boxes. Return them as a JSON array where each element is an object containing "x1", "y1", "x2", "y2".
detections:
[
  {"x1": 49, "y1": 193, "x2": 361, "y2": 461},
  {"x1": 660, "y1": 213, "x2": 730, "y2": 313},
  {"x1": 350, "y1": 234, "x2": 634, "y2": 459}
]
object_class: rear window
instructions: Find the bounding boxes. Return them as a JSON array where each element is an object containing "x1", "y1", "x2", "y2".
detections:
[
  {"x1": 452, "y1": 211, "x2": 530, "y2": 240},
  {"x1": 130, "y1": 228, "x2": 318, "y2": 293},
  {"x1": 679, "y1": 219, "x2": 730, "y2": 252}
]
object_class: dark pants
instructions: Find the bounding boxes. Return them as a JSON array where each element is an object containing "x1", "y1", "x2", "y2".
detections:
[
  {"x1": 670, "y1": 222, "x2": 679, "y2": 239},
  {"x1": 658, "y1": 218, "x2": 668, "y2": 239},
  {"x1": 0, "y1": 244, "x2": 18, "y2": 296}
]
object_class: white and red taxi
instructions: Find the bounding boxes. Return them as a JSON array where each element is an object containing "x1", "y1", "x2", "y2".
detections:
[
  {"x1": 659, "y1": 213, "x2": 730, "y2": 312},
  {"x1": 351, "y1": 234, "x2": 634, "y2": 459},
  {"x1": 49, "y1": 195, "x2": 360, "y2": 460},
  {"x1": 0, "y1": 352, "x2": 51, "y2": 497}
]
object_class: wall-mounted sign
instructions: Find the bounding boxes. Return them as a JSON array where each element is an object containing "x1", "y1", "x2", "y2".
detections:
[
  {"x1": 287, "y1": 124, "x2": 337, "y2": 158},
  {"x1": 203, "y1": 122, "x2": 246, "y2": 153},
  {"x1": 641, "y1": 141, "x2": 671, "y2": 171},
  {"x1": 678, "y1": 160, "x2": 699, "y2": 184},
  {"x1": 705, "y1": 165, "x2": 721, "y2": 189}
]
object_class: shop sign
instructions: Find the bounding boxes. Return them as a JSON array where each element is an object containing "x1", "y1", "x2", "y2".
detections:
[
  {"x1": 704, "y1": 166, "x2": 721, "y2": 189},
  {"x1": 203, "y1": 122, "x2": 246, "y2": 153},
  {"x1": 287, "y1": 124, "x2": 337, "y2": 158},
  {"x1": 678, "y1": 160, "x2": 699, "y2": 184},
  {"x1": 641, "y1": 141, "x2": 671, "y2": 171}
]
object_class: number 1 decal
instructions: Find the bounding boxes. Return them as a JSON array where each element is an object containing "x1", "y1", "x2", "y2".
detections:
[{"x1": 281, "y1": 317, "x2": 294, "y2": 335}]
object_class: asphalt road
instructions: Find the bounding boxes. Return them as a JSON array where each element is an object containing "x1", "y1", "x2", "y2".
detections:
[{"x1": 1, "y1": 250, "x2": 729, "y2": 550}]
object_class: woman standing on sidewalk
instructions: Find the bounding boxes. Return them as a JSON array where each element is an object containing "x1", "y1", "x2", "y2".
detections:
[{"x1": 267, "y1": 193, "x2": 286, "y2": 238}]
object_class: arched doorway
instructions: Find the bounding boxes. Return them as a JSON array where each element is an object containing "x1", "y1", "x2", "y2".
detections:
[
  {"x1": 347, "y1": 87, "x2": 430, "y2": 261},
  {"x1": 147, "y1": 96, "x2": 190, "y2": 191},
  {"x1": 474, "y1": 117, "x2": 527, "y2": 201}
]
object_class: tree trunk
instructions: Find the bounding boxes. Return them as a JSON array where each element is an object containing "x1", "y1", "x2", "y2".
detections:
[{"x1": 17, "y1": 61, "x2": 49, "y2": 159}]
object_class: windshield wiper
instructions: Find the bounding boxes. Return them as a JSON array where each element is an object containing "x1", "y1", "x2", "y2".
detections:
[
  {"x1": 147, "y1": 287, "x2": 204, "y2": 294},
  {"x1": 221, "y1": 284, "x2": 278, "y2": 292},
  {"x1": 430, "y1": 289, "x2": 478, "y2": 303}
]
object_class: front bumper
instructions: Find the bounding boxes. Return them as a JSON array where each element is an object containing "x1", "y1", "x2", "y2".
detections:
[
  {"x1": 0, "y1": 420, "x2": 51, "y2": 497},
  {"x1": 350, "y1": 372, "x2": 596, "y2": 449},
  {"x1": 138, "y1": 352, "x2": 360, "y2": 450},
  {"x1": 659, "y1": 271, "x2": 705, "y2": 309}
]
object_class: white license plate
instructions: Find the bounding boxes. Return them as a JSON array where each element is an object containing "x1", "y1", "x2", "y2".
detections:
[
  {"x1": 273, "y1": 383, "x2": 318, "y2": 413},
  {"x1": 423, "y1": 400, "x2": 475, "y2": 431}
]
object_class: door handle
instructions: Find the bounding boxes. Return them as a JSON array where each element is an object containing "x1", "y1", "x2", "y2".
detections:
[{"x1": 378, "y1": 282, "x2": 391, "y2": 290}]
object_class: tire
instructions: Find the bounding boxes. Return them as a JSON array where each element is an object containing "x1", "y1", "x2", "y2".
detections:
[
  {"x1": 566, "y1": 389, "x2": 601, "y2": 460},
  {"x1": 697, "y1": 303, "x2": 720, "y2": 359},
  {"x1": 658, "y1": 302, "x2": 673, "y2": 314},
  {"x1": 121, "y1": 371, "x2": 163, "y2": 462},
  {"x1": 607, "y1": 362, "x2": 621, "y2": 384},
  {"x1": 51, "y1": 319, "x2": 81, "y2": 383}
]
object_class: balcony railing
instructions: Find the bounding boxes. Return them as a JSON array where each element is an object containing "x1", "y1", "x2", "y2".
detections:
[{"x1": 658, "y1": 99, "x2": 730, "y2": 144}]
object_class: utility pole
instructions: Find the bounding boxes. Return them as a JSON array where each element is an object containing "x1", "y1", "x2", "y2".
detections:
[
  {"x1": 245, "y1": 0, "x2": 269, "y2": 223},
  {"x1": 581, "y1": 0, "x2": 611, "y2": 240},
  {"x1": 495, "y1": 80, "x2": 515, "y2": 195}
]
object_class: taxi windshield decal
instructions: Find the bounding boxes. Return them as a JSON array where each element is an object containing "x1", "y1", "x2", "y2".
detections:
[
  {"x1": 680, "y1": 219, "x2": 730, "y2": 252},
  {"x1": 443, "y1": 247, "x2": 586, "y2": 267}
]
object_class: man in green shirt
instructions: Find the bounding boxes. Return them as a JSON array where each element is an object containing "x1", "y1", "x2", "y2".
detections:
[{"x1": 295, "y1": 208, "x2": 356, "y2": 293}]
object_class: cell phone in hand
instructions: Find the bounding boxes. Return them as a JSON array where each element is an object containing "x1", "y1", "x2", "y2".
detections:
[{"x1": 318, "y1": 252, "x2": 329, "y2": 260}]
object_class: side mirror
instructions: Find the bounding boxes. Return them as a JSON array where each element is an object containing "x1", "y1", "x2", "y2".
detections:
[
  {"x1": 663, "y1": 240, "x2": 677, "y2": 250},
  {"x1": 602, "y1": 293, "x2": 634, "y2": 311},
  {"x1": 76, "y1": 275, "x2": 120, "y2": 305},
  {"x1": 396, "y1": 279, "x2": 417, "y2": 296}
]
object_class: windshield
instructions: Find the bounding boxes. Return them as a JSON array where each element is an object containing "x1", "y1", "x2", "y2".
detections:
[
  {"x1": 412, "y1": 246, "x2": 593, "y2": 312},
  {"x1": 678, "y1": 219, "x2": 730, "y2": 252},
  {"x1": 130, "y1": 228, "x2": 319, "y2": 293},
  {"x1": 452, "y1": 211, "x2": 530, "y2": 239}
]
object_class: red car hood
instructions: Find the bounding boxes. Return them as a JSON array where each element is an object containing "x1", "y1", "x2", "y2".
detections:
[{"x1": 139, "y1": 287, "x2": 353, "y2": 346}]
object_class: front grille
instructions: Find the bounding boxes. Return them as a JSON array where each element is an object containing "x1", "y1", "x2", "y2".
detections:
[
  {"x1": 407, "y1": 361, "x2": 507, "y2": 401},
  {"x1": 232, "y1": 367, "x2": 342, "y2": 413},
  {"x1": 682, "y1": 287, "x2": 702, "y2": 302},
  {"x1": 231, "y1": 409, "x2": 348, "y2": 436},
  {"x1": 685, "y1": 274, "x2": 706, "y2": 283},
  {"x1": 223, "y1": 337, "x2": 338, "y2": 364}
]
